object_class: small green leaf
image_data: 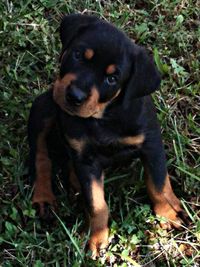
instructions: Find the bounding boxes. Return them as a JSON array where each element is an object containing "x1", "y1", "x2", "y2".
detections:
[
  {"x1": 5, "y1": 221, "x2": 17, "y2": 235},
  {"x1": 122, "y1": 249, "x2": 129, "y2": 257},
  {"x1": 176, "y1": 15, "x2": 184, "y2": 26},
  {"x1": 130, "y1": 234, "x2": 140, "y2": 245},
  {"x1": 23, "y1": 208, "x2": 36, "y2": 218},
  {"x1": 135, "y1": 23, "x2": 148, "y2": 34},
  {"x1": 34, "y1": 260, "x2": 44, "y2": 267},
  {"x1": 154, "y1": 48, "x2": 169, "y2": 74}
]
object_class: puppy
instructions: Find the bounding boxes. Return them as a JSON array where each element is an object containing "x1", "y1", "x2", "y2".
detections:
[{"x1": 28, "y1": 14, "x2": 185, "y2": 258}]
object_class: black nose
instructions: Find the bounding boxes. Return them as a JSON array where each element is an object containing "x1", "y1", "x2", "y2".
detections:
[{"x1": 66, "y1": 86, "x2": 87, "y2": 106}]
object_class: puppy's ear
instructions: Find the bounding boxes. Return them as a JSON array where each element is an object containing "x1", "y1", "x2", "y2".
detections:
[
  {"x1": 60, "y1": 14, "x2": 98, "y2": 58},
  {"x1": 123, "y1": 45, "x2": 161, "y2": 108}
]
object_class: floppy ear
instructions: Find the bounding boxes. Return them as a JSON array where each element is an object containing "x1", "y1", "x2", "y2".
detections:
[
  {"x1": 59, "y1": 14, "x2": 98, "y2": 59},
  {"x1": 123, "y1": 45, "x2": 161, "y2": 108}
]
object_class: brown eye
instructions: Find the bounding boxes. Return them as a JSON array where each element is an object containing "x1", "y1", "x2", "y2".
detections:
[
  {"x1": 73, "y1": 50, "x2": 82, "y2": 61},
  {"x1": 106, "y1": 75, "x2": 118, "y2": 85}
]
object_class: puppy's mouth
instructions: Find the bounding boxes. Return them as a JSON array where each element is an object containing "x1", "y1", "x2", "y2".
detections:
[
  {"x1": 64, "y1": 87, "x2": 108, "y2": 118},
  {"x1": 53, "y1": 74, "x2": 107, "y2": 118}
]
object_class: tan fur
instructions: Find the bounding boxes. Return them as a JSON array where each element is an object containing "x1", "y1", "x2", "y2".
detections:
[
  {"x1": 84, "y1": 48, "x2": 94, "y2": 60},
  {"x1": 92, "y1": 102, "x2": 108, "y2": 118},
  {"x1": 106, "y1": 64, "x2": 116, "y2": 74},
  {"x1": 78, "y1": 87, "x2": 105, "y2": 118},
  {"x1": 88, "y1": 177, "x2": 109, "y2": 258},
  {"x1": 145, "y1": 170, "x2": 183, "y2": 228},
  {"x1": 92, "y1": 89, "x2": 121, "y2": 118},
  {"x1": 53, "y1": 73, "x2": 76, "y2": 112},
  {"x1": 32, "y1": 120, "x2": 56, "y2": 212},
  {"x1": 119, "y1": 134, "x2": 145, "y2": 146},
  {"x1": 54, "y1": 78, "x2": 102, "y2": 118},
  {"x1": 88, "y1": 227, "x2": 109, "y2": 259},
  {"x1": 67, "y1": 138, "x2": 85, "y2": 154},
  {"x1": 91, "y1": 178, "x2": 107, "y2": 215}
]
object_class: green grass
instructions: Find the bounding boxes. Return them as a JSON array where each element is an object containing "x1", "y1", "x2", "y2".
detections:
[{"x1": 0, "y1": 0, "x2": 200, "y2": 266}]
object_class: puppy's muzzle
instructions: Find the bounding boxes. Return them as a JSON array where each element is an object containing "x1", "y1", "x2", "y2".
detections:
[{"x1": 65, "y1": 85, "x2": 88, "y2": 106}]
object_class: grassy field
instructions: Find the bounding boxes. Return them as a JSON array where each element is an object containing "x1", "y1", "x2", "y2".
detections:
[{"x1": 0, "y1": 0, "x2": 200, "y2": 266}]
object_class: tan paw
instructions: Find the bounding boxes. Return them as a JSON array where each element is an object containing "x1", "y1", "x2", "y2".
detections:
[
  {"x1": 32, "y1": 190, "x2": 57, "y2": 218},
  {"x1": 154, "y1": 203, "x2": 187, "y2": 229},
  {"x1": 88, "y1": 228, "x2": 109, "y2": 259}
]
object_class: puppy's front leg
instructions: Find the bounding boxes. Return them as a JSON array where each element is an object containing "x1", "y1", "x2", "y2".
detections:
[
  {"x1": 141, "y1": 130, "x2": 185, "y2": 228},
  {"x1": 74, "y1": 161, "x2": 109, "y2": 259},
  {"x1": 31, "y1": 121, "x2": 57, "y2": 217},
  {"x1": 28, "y1": 93, "x2": 57, "y2": 217}
]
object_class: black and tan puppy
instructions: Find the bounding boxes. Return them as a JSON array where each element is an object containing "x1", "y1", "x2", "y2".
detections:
[{"x1": 28, "y1": 14, "x2": 185, "y2": 258}]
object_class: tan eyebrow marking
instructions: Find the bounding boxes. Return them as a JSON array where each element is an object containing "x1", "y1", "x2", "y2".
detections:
[
  {"x1": 84, "y1": 49, "x2": 94, "y2": 60},
  {"x1": 106, "y1": 64, "x2": 116, "y2": 75}
]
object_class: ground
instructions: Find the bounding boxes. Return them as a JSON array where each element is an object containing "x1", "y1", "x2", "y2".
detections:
[{"x1": 0, "y1": 0, "x2": 200, "y2": 266}]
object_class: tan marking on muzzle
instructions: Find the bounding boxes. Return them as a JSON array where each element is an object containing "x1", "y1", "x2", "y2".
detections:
[
  {"x1": 53, "y1": 73, "x2": 76, "y2": 112},
  {"x1": 78, "y1": 87, "x2": 119, "y2": 118},
  {"x1": 92, "y1": 89, "x2": 121, "y2": 119},
  {"x1": 77, "y1": 87, "x2": 100, "y2": 118}
]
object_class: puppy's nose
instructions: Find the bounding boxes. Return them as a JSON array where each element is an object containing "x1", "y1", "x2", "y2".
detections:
[{"x1": 66, "y1": 86, "x2": 87, "y2": 106}]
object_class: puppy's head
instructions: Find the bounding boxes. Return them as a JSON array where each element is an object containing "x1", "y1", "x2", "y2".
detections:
[{"x1": 53, "y1": 14, "x2": 161, "y2": 118}]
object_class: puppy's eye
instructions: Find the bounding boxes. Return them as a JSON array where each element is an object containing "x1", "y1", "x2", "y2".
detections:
[
  {"x1": 106, "y1": 75, "x2": 118, "y2": 85},
  {"x1": 73, "y1": 50, "x2": 82, "y2": 61}
]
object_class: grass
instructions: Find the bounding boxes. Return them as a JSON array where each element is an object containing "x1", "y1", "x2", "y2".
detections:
[{"x1": 0, "y1": 0, "x2": 199, "y2": 266}]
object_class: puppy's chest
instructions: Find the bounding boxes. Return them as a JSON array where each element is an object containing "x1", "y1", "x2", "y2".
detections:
[
  {"x1": 64, "y1": 117, "x2": 145, "y2": 156},
  {"x1": 92, "y1": 121, "x2": 143, "y2": 147}
]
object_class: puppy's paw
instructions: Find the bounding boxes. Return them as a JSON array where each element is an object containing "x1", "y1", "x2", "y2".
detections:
[
  {"x1": 88, "y1": 228, "x2": 109, "y2": 259},
  {"x1": 154, "y1": 203, "x2": 188, "y2": 230},
  {"x1": 32, "y1": 190, "x2": 57, "y2": 219}
]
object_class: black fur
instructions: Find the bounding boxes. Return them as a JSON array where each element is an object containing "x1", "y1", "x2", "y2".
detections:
[
  {"x1": 28, "y1": 15, "x2": 182, "y2": 250},
  {"x1": 29, "y1": 13, "x2": 165, "y2": 203}
]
